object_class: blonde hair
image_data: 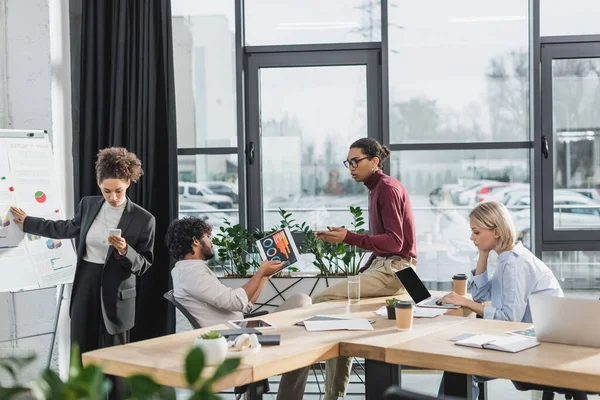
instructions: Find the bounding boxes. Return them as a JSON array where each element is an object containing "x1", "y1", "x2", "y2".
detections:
[{"x1": 469, "y1": 201, "x2": 516, "y2": 251}]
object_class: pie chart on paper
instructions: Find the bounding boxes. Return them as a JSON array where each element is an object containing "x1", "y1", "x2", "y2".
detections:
[{"x1": 34, "y1": 191, "x2": 47, "y2": 203}]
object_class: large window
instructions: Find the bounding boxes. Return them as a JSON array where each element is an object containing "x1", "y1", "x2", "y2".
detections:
[
  {"x1": 388, "y1": 0, "x2": 529, "y2": 143},
  {"x1": 172, "y1": 0, "x2": 241, "y2": 225},
  {"x1": 391, "y1": 150, "x2": 530, "y2": 284},
  {"x1": 541, "y1": 0, "x2": 600, "y2": 36},
  {"x1": 244, "y1": 0, "x2": 381, "y2": 46}
]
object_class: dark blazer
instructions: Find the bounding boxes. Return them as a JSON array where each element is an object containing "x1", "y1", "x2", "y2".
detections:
[{"x1": 23, "y1": 196, "x2": 155, "y2": 334}]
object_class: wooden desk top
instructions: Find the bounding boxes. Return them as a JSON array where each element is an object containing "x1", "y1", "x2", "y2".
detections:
[
  {"x1": 82, "y1": 292, "x2": 600, "y2": 393},
  {"x1": 386, "y1": 318, "x2": 600, "y2": 392}
]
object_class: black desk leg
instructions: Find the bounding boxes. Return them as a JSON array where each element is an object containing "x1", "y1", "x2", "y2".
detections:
[
  {"x1": 365, "y1": 359, "x2": 400, "y2": 400},
  {"x1": 441, "y1": 371, "x2": 473, "y2": 400},
  {"x1": 245, "y1": 382, "x2": 264, "y2": 400}
]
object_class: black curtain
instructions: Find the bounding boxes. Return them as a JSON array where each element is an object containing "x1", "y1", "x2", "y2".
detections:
[{"x1": 69, "y1": 0, "x2": 178, "y2": 341}]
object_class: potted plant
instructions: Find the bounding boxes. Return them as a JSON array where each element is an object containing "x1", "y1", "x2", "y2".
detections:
[
  {"x1": 1, "y1": 344, "x2": 241, "y2": 399},
  {"x1": 386, "y1": 298, "x2": 399, "y2": 319},
  {"x1": 193, "y1": 331, "x2": 229, "y2": 366}
]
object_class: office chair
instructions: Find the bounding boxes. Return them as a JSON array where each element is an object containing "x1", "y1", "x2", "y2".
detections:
[
  {"x1": 383, "y1": 386, "x2": 459, "y2": 400},
  {"x1": 512, "y1": 381, "x2": 588, "y2": 400},
  {"x1": 163, "y1": 290, "x2": 270, "y2": 399}
]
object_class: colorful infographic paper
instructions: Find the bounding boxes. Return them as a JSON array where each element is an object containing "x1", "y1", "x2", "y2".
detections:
[
  {"x1": 0, "y1": 137, "x2": 77, "y2": 292},
  {"x1": 256, "y1": 227, "x2": 300, "y2": 270}
]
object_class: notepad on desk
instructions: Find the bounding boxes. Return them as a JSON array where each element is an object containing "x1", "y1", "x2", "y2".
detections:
[
  {"x1": 304, "y1": 318, "x2": 374, "y2": 332},
  {"x1": 455, "y1": 334, "x2": 540, "y2": 353}
]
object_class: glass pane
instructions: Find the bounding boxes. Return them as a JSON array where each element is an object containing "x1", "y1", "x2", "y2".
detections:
[
  {"x1": 171, "y1": 1, "x2": 237, "y2": 147},
  {"x1": 388, "y1": 0, "x2": 529, "y2": 143},
  {"x1": 542, "y1": 0, "x2": 600, "y2": 36},
  {"x1": 390, "y1": 149, "x2": 531, "y2": 284},
  {"x1": 543, "y1": 251, "x2": 600, "y2": 294},
  {"x1": 244, "y1": 0, "x2": 381, "y2": 45},
  {"x1": 177, "y1": 155, "x2": 239, "y2": 231},
  {"x1": 258, "y1": 66, "x2": 369, "y2": 230},
  {"x1": 551, "y1": 58, "x2": 600, "y2": 230}
]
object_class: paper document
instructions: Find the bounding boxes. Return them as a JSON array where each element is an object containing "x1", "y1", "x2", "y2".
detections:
[
  {"x1": 304, "y1": 319, "x2": 374, "y2": 332},
  {"x1": 414, "y1": 307, "x2": 447, "y2": 318},
  {"x1": 375, "y1": 306, "x2": 446, "y2": 318},
  {"x1": 455, "y1": 334, "x2": 540, "y2": 353}
]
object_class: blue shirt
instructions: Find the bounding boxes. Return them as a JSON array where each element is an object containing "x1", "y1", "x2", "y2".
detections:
[{"x1": 469, "y1": 242, "x2": 564, "y2": 322}]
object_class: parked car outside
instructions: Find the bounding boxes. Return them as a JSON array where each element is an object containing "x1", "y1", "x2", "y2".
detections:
[
  {"x1": 571, "y1": 188, "x2": 600, "y2": 202},
  {"x1": 203, "y1": 181, "x2": 239, "y2": 203},
  {"x1": 451, "y1": 180, "x2": 503, "y2": 205},
  {"x1": 178, "y1": 182, "x2": 233, "y2": 209},
  {"x1": 178, "y1": 202, "x2": 228, "y2": 228}
]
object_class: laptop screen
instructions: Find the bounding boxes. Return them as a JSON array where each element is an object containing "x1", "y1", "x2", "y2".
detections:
[{"x1": 395, "y1": 267, "x2": 431, "y2": 303}]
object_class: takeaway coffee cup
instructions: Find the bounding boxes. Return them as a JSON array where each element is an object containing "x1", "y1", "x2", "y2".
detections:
[
  {"x1": 452, "y1": 274, "x2": 468, "y2": 296},
  {"x1": 394, "y1": 301, "x2": 414, "y2": 331}
]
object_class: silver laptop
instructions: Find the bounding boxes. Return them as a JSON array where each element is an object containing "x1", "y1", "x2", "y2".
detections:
[
  {"x1": 530, "y1": 294, "x2": 600, "y2": 348},
  {"x1": 395, "y1": 267, "x2": 460, "y2": 309}
]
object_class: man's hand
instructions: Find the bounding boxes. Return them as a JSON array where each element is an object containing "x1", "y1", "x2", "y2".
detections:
[
  {"x1": 315, "y1": 227, "x2": 348, "y2": 243},
  {"x1": 108, "y1": 235, "x2": 128, "y2": 255},
  {"x1": 258, "y1": 260, "x2": 285, "y2": 277}
]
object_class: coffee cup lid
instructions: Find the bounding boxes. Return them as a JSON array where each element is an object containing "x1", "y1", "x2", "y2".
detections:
[
  {"x1": 452, "y1": 274, "x2": 467, "y2": 280},
  {"x1": 395, "y1": 301, "x2": 414, "y2": 309}
]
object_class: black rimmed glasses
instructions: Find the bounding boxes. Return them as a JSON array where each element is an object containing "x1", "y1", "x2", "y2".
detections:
[{"x1": 343, "y1": 156, "x2": 369, "y2": 169}]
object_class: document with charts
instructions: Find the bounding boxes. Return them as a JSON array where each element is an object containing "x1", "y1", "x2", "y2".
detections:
[{"x1": 256, "y1": 227, "x2": 300, "y2": 270}]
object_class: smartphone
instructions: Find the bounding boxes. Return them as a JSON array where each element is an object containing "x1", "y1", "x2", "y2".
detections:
[
  {"x1": 228, "y1": 319, "x2": 275, "y2": 329},
  {"x1": 108, "y1": 228, "x2": 122, "y2": 237}
]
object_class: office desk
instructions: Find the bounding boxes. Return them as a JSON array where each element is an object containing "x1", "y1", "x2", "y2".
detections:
[{"x1": 82, "y1": 293, "x2": 600, "y2": 399}]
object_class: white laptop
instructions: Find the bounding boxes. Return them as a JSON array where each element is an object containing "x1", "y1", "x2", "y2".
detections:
[
  {"x1": 395, "y1": 267, "x2": 459, "y2": 309},
  {"x1": 530, "y1": 294, "x2": 600, "y2": 348}
]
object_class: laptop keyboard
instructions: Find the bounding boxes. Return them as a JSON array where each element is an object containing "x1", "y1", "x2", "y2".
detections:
[{"x1": 421, "y1": 297, "x2": 441, "y2": 306}]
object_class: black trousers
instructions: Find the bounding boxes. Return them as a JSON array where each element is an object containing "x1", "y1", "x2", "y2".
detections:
[{"x1": 71, "y1": 260, "x2": 130, "y2": 400}]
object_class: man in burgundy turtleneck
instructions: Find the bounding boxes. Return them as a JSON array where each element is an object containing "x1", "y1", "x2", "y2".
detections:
[{"x1": 312, "y1": 137, "x2": 417, "y2": 400}]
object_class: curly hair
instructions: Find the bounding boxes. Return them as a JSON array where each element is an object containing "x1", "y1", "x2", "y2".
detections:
[
  {"x1": 165, "y1": 217, "x2": 212, "y2": 260},
  {"x1": 95, "y1": 147, "x2": 144, "y2": 183},
  {"x1": 350, "y1": 138, "x2": 391, "y2": 168}
]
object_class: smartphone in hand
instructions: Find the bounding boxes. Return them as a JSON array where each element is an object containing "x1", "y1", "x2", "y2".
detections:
[{"x1": 108, "y1": 228, "x2": 122, "y2": 237}]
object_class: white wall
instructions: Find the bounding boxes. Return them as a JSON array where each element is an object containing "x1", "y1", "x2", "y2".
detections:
[{"x1": 0, "y1": 0, "x2": 73, "y2": 383}]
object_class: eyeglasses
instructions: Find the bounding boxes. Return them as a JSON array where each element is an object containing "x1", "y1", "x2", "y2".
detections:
[{"x1": 343, "y1": 157, "x2": 369, "y2": 169}]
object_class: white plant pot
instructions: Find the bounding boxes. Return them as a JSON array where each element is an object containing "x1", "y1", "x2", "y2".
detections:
[{"x1": 193, "y1": 336, "x2": 228, "y2": 365}]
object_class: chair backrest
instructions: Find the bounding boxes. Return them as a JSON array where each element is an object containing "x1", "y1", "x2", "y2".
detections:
[
  {"x1": 383, "y1": 387, "x2": 457, "y2": 400},
  {"x1": 163, "y1": 289, "x2": 201, "y2": 329}
]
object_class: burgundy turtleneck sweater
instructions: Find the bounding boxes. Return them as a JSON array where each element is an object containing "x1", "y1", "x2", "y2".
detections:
[{"x1": 344, "y1": 169, "x2": 416, "y2": 270}]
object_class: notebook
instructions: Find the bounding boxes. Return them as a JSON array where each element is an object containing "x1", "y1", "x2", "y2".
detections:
[{"x1": 455, "y1": 334, "x2": 540, "y2": 353}]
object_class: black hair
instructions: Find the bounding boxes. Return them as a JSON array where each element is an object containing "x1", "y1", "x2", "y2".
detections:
[
  {"x1": 95, "y1": 147, "x2": 143, "y2": 183},
  {"x1": 165, "y1": 217, "x2": 212, "y2": 260},
  {"x1": 349, "y1": 138, "x2": 391, "y2": 168}
]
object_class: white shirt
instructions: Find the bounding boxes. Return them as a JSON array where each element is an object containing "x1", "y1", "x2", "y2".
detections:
[
  {"x1": 171, "y1": 259, "x2": 253, "y2": 328},
  {"x1": 83, "y1": 200, "x2": 126, "y2": 263},
  {"x1": 470, "y1": 242, "x2": 564, "y2": 323}
]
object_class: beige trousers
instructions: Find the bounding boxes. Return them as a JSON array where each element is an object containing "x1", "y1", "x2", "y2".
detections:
[
  {"x1": 270, "y1": 293, "x2": 313, "y2": 400},
  {"x1": 312, "y1": 257, "x2": 413, "y2": 398}
]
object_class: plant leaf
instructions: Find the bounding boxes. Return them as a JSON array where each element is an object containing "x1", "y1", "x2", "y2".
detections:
[
  {"x1": 206, "y1": 358, "x2": 240, "y2": 387},
  {"x1": 185, "y1": 347, "x2": 205, "y2": 386},
  {"x1": 126, "y1": 374, "x2": 162, "y2": 396}
]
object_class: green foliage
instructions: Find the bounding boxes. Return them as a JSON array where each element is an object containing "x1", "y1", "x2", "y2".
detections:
[
  {"x1": 0, "y1": 345, "x2": 239, "y2": 400},
  {"x1": 385, "y1": 298, "x2": 399, "y2": 307},
  {"x1": 211, "y1": 220, "x2": 261, "y2": 277},
  {"x1": 200, "y1": 331, "x2": 223, "y2": 340},
  {"x1": 210, "y1": 206, "x2": 368, "y2": 277}
]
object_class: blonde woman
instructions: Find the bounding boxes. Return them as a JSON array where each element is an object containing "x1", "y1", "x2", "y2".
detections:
[
  {"x1": 438, "y1": 201, "x2": 563, "y2": 321},
  {"x1": 438, "y1": 201, "x2": 563, "y2": 399}
]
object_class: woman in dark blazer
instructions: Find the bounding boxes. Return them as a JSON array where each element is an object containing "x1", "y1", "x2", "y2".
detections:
[{"x1": 10, "y1": 147, "x2": 155, "y2": 360}]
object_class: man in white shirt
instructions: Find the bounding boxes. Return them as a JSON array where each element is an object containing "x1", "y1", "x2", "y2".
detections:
[{"x1": 166, "y1": 217, "x2": 312, "y2": 400}]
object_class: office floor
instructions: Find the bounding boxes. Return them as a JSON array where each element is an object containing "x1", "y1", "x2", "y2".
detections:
[{"x1": 176, "y1": 365, "x2": 600, "y2": 399}]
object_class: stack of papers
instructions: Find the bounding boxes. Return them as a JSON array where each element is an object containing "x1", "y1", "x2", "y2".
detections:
[
  {"x1": 374, "y1": 306, "x2": 446, "y2": 318},
  {"x1": 304, "y1": 319, "x2": 373, "y2": 331}
]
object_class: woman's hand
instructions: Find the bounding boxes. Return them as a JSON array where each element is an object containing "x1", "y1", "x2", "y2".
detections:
[
  {"x1": 437, "y1": 291, "x2": 468, "y2": 307},
  {"x1": 315, "y1": 227, "x2": 348, "y2": 243},
  {"x1": 10, "y1": 207, "x2": 27, "y2": 225},
  {"x1": 108, "y1": 235, "x2": 128, "y2": 255}
]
